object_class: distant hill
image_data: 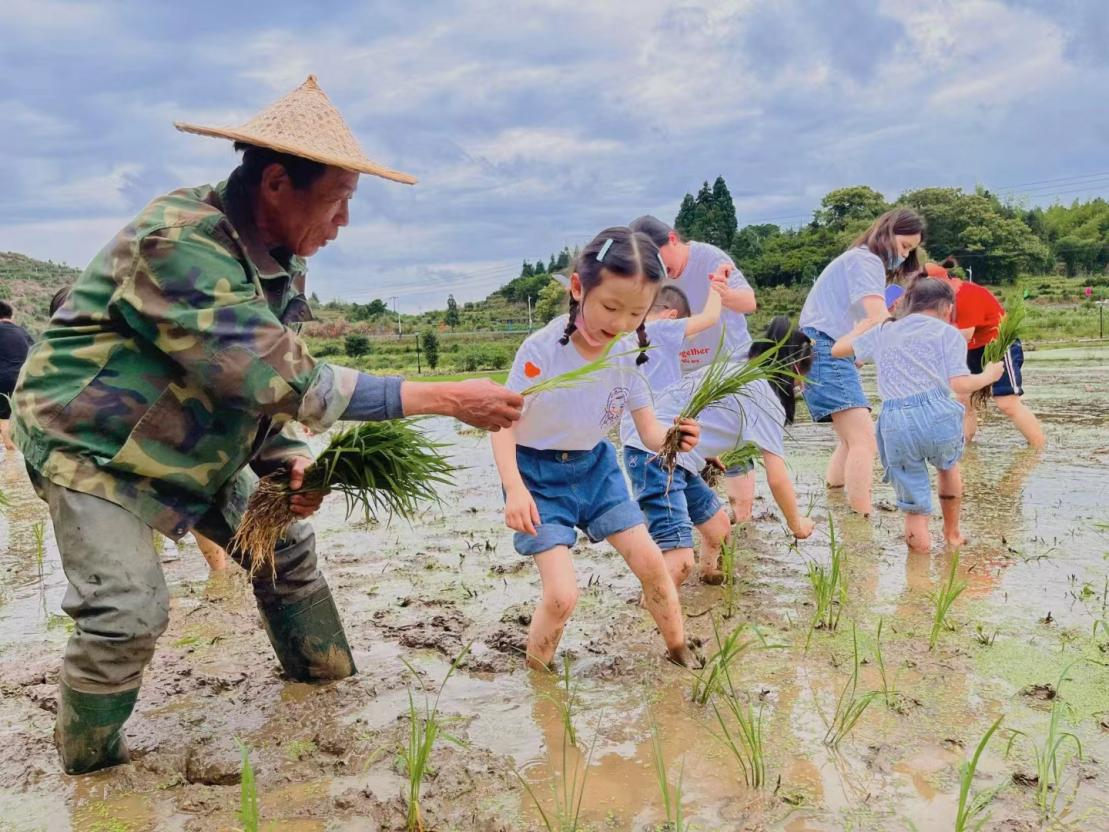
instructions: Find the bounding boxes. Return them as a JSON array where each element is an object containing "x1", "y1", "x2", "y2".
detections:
[{"x1": 0, "y1": 252, "x2": 81, "y2": 333}]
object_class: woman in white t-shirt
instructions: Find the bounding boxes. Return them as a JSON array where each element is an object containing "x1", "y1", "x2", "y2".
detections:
[
  {"x1": 798, "y1": 208, "x2": 924, "y2": 516},
  {"x1": 492, "y1": 227, "x2": 701, "y2": 671},
  {"x1": 629, "y1": 215, "x2": 762, "y2": 524}
]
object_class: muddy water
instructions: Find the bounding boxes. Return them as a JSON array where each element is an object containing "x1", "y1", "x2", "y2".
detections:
[{"x1": 1, "y1": 346, "x2": 1108, "y2": 831}]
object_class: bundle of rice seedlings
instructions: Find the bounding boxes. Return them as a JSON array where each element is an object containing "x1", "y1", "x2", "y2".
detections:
[
  {"x1": 232, "y1": 419, "x2": 453, "y2": 576},
  {"x1": 972, "y1": 299, "x2": 1027, "y2": 407},
  {"x1": 700, "y1": 441, "x2": 761, "y2": 489},
  {"x1": 658, "y1": 329, "x2": 786, "y2": 476},
  {"x1": 520, "y1": 336, "x2": 648, "y2": 398}
]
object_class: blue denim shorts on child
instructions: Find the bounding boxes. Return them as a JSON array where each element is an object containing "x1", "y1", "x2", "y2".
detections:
[
  {"x1": 801, "y1": 327, "x2": 871, "y2": 422},
  {"x1": 624, "y1": 446, "x2": 723, "y2": 550},
  {"x1": 512, "y1": 441, "x2": 645, "y2": 556},
  {"x1": 877, "y1": 388, "x2": 965, "y2": 515}
]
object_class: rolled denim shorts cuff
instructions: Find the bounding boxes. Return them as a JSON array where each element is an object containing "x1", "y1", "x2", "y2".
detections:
[
  {"x1": 585, "y1": 501, "x2": 644, "y2": 543},
  {"x1": 514, "y1": 523, "x2": 577, "y2": 557}
]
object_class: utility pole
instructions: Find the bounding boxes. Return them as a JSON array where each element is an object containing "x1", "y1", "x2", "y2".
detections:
[
  {"x1": 415, "y1": 333, "x2": 421, "y2": 374},
  {"x1": 527, "y1": 296, "x2": 534, "y2": 332},
  {"x1": 391, "y1": 296, "x2": 401, "y2": 337},
  {"x1": 967, "y1": 265, "x2": 974, "y2": 283}
]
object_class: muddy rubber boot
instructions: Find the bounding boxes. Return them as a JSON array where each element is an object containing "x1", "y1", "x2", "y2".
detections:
[
  {"x1": 55, "y1": 682, "x2": 138, "y2": 775},
  {"x1": 257, "y1": 584, "x2": 356, "y2": 681}
]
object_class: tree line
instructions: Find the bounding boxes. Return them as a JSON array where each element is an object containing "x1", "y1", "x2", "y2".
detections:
[{"x1": 679, "y1": 176, "x2": 1109, "y2": 286}]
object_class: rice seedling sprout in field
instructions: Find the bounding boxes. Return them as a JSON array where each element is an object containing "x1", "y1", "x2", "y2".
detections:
[
  {"x1": 805, "y1": 516, "x2": 846, "y2": 648},
  {"x1": 31, "y1": 519, "x2": 46, "y2": 579},
  {"x1": 1005, "y1": 664, "x2": 1084, "y2": 819},
  {"x1": 929, "y1": 551, "x2": 968, "y2": 650},
  {"x1": 955, "y1": 716, "x2": 1005, "y2": 832},
  {"x1": 517, "y1": 658, "x2": 600, "y2": 832},
  {"x1": 972, "y1": 299, "x2": 1027, "y2": 407},
  {"x1": 710, "y1": 670, "x2": 768, "y2": 789},
  {"x1": 398, "y1": 645, "x2": 471, "y2": 832},
  {"x1": 873, "y1": 618, "x2": 899, "y2": 710},
  {"x1": 236, "y1": 740, "x2": 260, "y2": 832},
  {"x1": 691, "y1": 617, "x2": 763, "y2": 706},
  {"x1": 823, "y1": 622, "x2": 880, "y2": 748},
  {"x1": 520, "y1": 336, "x2": 648, "y2": 398},
  {"x1": 0, "y1": 486, "x2": 10, "y2": 507},
  {"x1": 232, "y1": 419, "x2": 453, "y2": 577},
  {"x1": 648, "y1": 711, "x2": 687, "y2": 831},
  {"x1": 719, "y1": 528, "x2": 740, "y2": 620},
  {"x1": 658, "y1": 328, "x2": 787, "y2": 474}
]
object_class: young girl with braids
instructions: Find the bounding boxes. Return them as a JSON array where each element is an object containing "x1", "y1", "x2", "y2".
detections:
[
  {"x1": 491, "y1": 227, "x2": 701, "y2": 670},
  {"x1": 832, "y1": 278, "x2": 1004, "y2": 552}
]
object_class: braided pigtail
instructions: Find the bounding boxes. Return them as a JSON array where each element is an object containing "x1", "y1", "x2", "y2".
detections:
[
  {"x1": 635, "y1": 319, "x2": 651, "y2": 365},
  {"x1": 560, "y1": 296, "x2": 579, "y2": 346}
]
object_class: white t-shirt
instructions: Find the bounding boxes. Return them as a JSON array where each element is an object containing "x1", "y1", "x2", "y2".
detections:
[
  {"x1": 799, "y1": 246, "x2": 886, "y2": 339},
  {"x1": 625, "y1": 372, "x2": 786, "y2": 475},
  {"x1": 669, "y1": 242, "x2": 753, "y2": 373},
  {"x1": 618, "y1": 318, "x2": 686, "y2": 448},
  {"x1": 852, "y1": 313, "x2": 970, "y2": 401},
  {"x1": 506, "y1": 315, "x2": 652, "y2": 451}
]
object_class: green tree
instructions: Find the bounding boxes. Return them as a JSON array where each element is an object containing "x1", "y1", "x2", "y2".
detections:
[
  {"x1": 445, "y1": 294, "x2": 460, "y2": 331},
  {"x1": 814, "y1": 186, "x2": 889, "y2": 230},
  {"x1": 674, "y1": 194, "x2": 697, "y2": 238},
  {"x1": 710, "y1": 175, "x2": 737, "y2": 249},
  {"x1": 344, "y1": 334, "x2": 370, "y2": 357},
  {"x1": 521, "y1": 260, "x2": 534, "y2": 277},
  {"x1": 366, "y1": 298, "x2": 388, "y2": 316},
  {"x1": 534, "y1": 277, "x2": 566, "y2": 323},
  {"x1": 421, "y1": 329, "x2": 439, "y2": 370}
]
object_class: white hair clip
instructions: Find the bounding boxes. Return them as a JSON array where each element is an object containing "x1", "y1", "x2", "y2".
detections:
[{"x1": 596, "y1": 238, "x2": 614, "y2": 262}]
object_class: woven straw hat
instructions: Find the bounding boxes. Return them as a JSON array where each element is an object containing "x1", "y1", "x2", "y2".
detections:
[{"x1": 174, "y1": 75, "x2": 416, "y2": 185}]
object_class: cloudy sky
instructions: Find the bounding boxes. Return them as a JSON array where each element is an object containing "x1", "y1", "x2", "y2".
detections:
[{"x1": 1, "y1": 0, "x2": 1106, "y2": 311}]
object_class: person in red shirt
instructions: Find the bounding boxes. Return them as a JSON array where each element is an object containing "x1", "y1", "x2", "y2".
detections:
[{"x1": 925, "y1": 259, "x2": 1045, "y2": 448}]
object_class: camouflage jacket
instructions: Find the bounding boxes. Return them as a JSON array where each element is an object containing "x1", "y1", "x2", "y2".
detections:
[{"x1": 12, "y1": 173, "x2": 358, "y2": 539}]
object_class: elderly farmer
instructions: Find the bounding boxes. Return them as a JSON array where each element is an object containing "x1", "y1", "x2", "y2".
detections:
[{"x1": 10, "y1": 76, "x2": 522, "y2": 774}]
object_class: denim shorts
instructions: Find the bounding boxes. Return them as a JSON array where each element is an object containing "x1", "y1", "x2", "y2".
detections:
[
  {"x1": 801, "y1": 327, "x2": 871, "y2": 422},
  {"x1": 512, "y1": 441, "x2": 645, "y2": 556},
  {"x1": 967, "y1": 339, "x2": 1025, "y2": 397},
  {"x1": 624, "y1": 446, "x2": 723, "y2": 551},
  {"x1": 877, "y1": 388, "x2": 965, "y2": 515},
  {"x1": 725, "y1": 459, "x2": 754, "y2": 477}
]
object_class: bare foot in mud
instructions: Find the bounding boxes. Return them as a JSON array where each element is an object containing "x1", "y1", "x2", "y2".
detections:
[
  {"x1": 700, "y1": 567, "x2": 724, "y2": 586},
  {"x1": 944, "y1": 534, "x2": 968, "y2": 547},
  {"x1": 666, "y1": 644, "x2": 701, "y2": 668}
]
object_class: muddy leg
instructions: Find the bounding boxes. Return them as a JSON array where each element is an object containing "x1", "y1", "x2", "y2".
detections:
[
  {"x1": 994, "y1": 394, "x2": 1045, "y2": 449},
  {"x1": 903, "y1": 512, "x2": 931, "y2": 553},
  {"x1": 937, "y1": 466, "x2": 966, "y2": 547},
  {"x1": 696, "y1": 509, "x2": 731, "y2": 585},
  {"x1": 0, "y1": 418, "x2": 14, "y2": 451},
  {"x1": 192, "y1": 531, "x2": 228, "y2": 571},
  {"x1": 528, "y1": 546, "x2": 578, "y2": 670},
  {"x1": 825, "y1": 438, "x2": 848, "y2": 488},
  {"x1": 725, "y1": 470, "x2": 756, "y2": 523},
  {"x1": 661, "y1": 547, "x2": 694, "y2": 588},
  {"x1": 608, "y1": 526, "x2": 691, "y2": 666},
  {"x1": 831, "y1": 408, "x2": 877, "y2": 515}
]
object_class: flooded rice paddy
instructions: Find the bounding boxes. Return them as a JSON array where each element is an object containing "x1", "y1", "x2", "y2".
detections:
[{"x1": 1, "y1": 345, "x2": 1107, "y2": 831}]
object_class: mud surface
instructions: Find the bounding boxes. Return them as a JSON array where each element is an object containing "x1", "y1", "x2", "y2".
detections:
[{"x1": 1, "y1": 346, "x2": 1108, "y2": 831}]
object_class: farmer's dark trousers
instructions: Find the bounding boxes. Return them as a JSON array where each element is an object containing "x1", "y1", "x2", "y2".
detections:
[{"x1": 40, "y1": 479, "x2": 324, "y2": 694}]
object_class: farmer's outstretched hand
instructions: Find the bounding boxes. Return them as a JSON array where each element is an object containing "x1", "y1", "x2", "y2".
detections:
[
  {"x1": 288, "y1": 457, "x2": 327, "y2": 518},
  {"x1": 447, "y1": 379, "x2": 524, "y2": 431}
]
